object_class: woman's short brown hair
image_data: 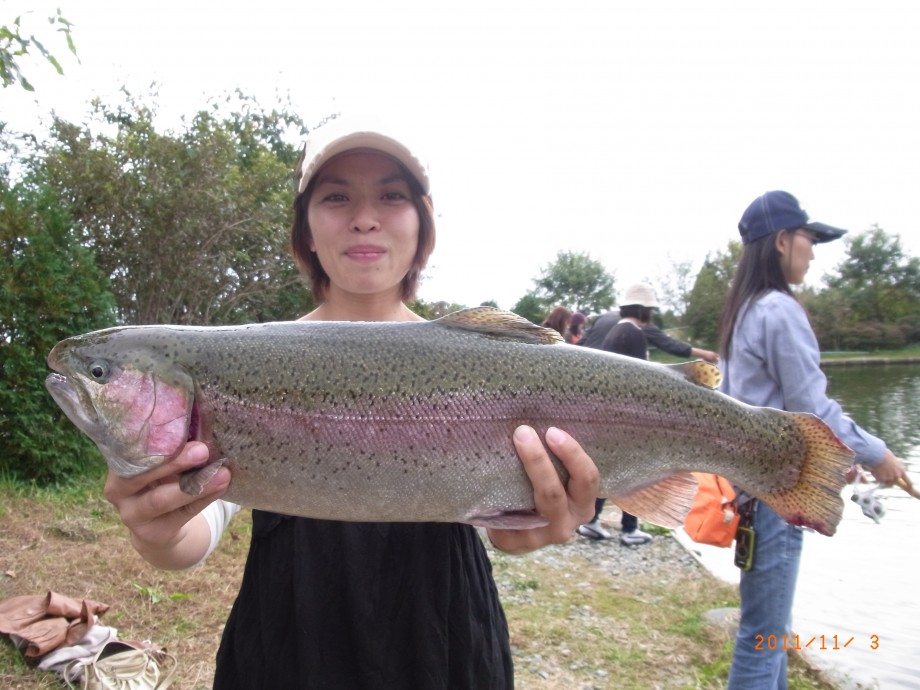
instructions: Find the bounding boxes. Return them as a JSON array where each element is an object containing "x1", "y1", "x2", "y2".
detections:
[{"x1": 290, "y1": 156, "x2": 436, "y2": 303}]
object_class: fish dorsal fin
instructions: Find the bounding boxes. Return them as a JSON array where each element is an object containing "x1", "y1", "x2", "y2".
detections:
[
  {"x1": 434, "y1": 307, "x2": 564, "y2": 345},
  {"x1": 665, "y1": 360, "x2": 722, "y2": 390}
]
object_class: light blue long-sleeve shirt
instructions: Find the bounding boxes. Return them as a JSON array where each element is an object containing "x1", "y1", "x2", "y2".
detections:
[{"x1": 721, "y1": 290, "x2": 886, "y2": 466}]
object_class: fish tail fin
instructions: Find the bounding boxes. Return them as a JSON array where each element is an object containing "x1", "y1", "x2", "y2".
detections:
[{"x1": 756, "y1": 413, "x2": 853, "y2": 536}]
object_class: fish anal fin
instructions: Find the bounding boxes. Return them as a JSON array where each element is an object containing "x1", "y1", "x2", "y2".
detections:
[
  {"x1": 609, "y1": 472, "x2": 698, "y2": 528},
  {"x1": 434, "y1": 307, "x2": 564, "y2": 345},
  {"x1": 752, "y1": 413, "x2": 852, "y2": 536},
  {"x1": 665, "y1": 360, "x2": 723, "y2": 389},
  {"x1": 464, "y1": 509, "x2": 550, "y2": 530}
]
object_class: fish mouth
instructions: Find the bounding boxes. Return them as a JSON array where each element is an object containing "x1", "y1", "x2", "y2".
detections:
[
  {"x1": 45, "y1": 372, "x2": 100, "y2": 434},
  {"x1": 45, "y1": 372, "x2": 143, "y2": 477}
]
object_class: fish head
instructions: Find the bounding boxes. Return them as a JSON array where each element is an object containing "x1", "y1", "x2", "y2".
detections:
[{"x1": 45, "y1": 327, "x2": 196, "y2": 478}]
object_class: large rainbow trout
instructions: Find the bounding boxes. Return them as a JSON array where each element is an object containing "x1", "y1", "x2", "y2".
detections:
[{"x1": 45, "y1": 307, "x2": 852, "y2": 535}]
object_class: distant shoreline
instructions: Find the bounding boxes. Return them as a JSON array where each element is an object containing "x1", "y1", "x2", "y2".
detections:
[
  {"x1": 820, "y1": 356, "x2": 920, "y2": 366},
  {"x1": 652, "y1": 352, "x2": 920, "y2": 367}
]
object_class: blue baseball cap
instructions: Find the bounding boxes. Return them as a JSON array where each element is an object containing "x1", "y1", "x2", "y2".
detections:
[{"x1": 738, "y1": 191, "x2": 848, "y2": 245}]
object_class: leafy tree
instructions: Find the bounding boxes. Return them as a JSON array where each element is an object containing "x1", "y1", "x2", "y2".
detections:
[
  {"x1": 801, "y1": 226, "x2": 920, "y2": 350},
  {"x1": 1, "y1": 8, "x2": 76, "y2": 91},
  {"x1": 39, "y1": 90, "x2": 313, "y2": 325},
  {"x1": 510, "y1": 293, "x2": 548, "y2": 325},
  {"x1": 655, "y1": 259, "x2": 694, "y2": 322},
  {"x1": 826, "y1": 226, "x2": 920, "y2": 325},
  {"x1": 0, "y1": 163, "x2": 117, "y2": 483},
  {"x1": 684, "y1": 241, "x2": 741, "y2": 347},
  {"x1": 518, "y1": 250, "x2": 616, "y2": 317},
  {"x1": 409, "y1": 299, "x2": 467, "y2": 320}
]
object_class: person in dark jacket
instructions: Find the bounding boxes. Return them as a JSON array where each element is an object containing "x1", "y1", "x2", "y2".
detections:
[{"x1": 580, "y1": 307, "x2": 718, "y2": 363}]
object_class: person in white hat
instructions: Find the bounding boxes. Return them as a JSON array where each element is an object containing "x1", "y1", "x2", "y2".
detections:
[
  {"x1": 579, "y1": 290, "x2": 718, "y2": 363},
  {"x1": 102, "y1": 116, "x2": 601, "y2": 689},
  {"x1": 576, "y1": 283, "x2": 658, "y2": 546}
]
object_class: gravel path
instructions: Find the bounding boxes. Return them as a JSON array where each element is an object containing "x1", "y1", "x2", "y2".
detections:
[{"x1": 488, "y1": 518, "x2": 743, "y2": 690}]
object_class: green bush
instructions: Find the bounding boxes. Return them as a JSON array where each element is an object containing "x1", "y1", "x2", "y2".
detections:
[
  {"x1": 837, "y1": 321, "x2": 907, "y2": 352},
  {"x1": 1, "y1": 172, "x2": 116, "y2": 483}
]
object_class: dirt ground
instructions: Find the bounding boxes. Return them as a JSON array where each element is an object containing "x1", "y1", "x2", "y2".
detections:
[{"x1": 1, "y1": 490, "x2": 247, "y2": 689}]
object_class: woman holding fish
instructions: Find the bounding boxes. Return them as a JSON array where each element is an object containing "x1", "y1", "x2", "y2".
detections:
[
  {"x1": 101, "y1": 117, "x2": 600, "y2": 689},
  {"x1": 720, "y1": 190, "x2": 909, "y2": 690}
]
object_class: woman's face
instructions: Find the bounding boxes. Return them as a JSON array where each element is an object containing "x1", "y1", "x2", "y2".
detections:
[
  {"x1": 775, "y1": 228, "x2": 818, "y2": 285},
  {"x1": 307, "y1": 151, "x2": 420, "y2": 300}
]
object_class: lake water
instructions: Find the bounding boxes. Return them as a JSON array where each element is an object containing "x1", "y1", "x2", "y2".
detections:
[{"x1": 678, "y1": 363, "x2": 920, "y2": 689}]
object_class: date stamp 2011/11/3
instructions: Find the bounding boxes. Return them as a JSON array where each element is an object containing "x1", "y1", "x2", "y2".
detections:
[{"x1": 755, "y1": 634, "x2": 880, "y2": 652}]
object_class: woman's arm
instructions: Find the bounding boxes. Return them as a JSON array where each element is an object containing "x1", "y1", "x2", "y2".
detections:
[{"x1": 764, "y1": 295, "x2": 894, "y2": 468}]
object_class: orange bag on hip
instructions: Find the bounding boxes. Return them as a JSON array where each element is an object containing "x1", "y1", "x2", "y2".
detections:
[{"x1": 684, "y1": 473, "x2": 741, "y2": 548}]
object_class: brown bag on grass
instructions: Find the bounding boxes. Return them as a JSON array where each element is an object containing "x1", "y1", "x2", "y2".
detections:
[{"x1": 0, "y1": 592, "x2": 109, "y2": 657}]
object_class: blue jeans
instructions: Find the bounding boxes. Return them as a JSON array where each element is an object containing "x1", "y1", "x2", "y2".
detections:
[{"x1": 727, "y1": 501, "x2": 803, "y2": 690}]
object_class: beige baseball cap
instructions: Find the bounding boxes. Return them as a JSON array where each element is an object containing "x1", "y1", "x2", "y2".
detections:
[{"x1": 295, "y1": 116, "x2": 430, "y2": 196}]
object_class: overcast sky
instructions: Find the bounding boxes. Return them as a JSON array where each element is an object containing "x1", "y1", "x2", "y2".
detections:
[{"x1": 5, "y1": 0, "x2": 919, "y2": 312}]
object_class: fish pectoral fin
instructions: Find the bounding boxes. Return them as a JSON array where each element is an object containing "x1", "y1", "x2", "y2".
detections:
[
  {"x1": 664, "y1": 361, "x2": 722, "y2": 390},
  {"x1": 464, "y1": 509, "x2": 551, "y2": 530},
  {"x1": 178, "y1": 458, "x2": 227, "y2": 496},
  {"x1": 434, "y1": 307, "x2": 564, "y2": 345},
  {"x1": 610, "y1": 472, "x2": 698, "y2": 528}
]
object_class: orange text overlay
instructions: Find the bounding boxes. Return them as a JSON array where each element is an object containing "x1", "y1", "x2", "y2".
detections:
[{"x1": 754, "y1": 634, "x2": 880, "y2": 652}]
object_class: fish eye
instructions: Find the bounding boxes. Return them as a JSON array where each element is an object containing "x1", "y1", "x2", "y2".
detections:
[{"x1": 88, "y1": 360, "x2": 110, "y2": 381}]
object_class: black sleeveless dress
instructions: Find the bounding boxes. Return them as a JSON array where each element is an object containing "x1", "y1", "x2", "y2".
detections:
[{"x1": 213, "y1": 511, "x2": 513, "y2": 689}]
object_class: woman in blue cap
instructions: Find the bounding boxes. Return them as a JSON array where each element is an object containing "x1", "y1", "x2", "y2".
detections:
[{"x1": 719, "y1": 190, "x2": 907, "y2": 690}]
